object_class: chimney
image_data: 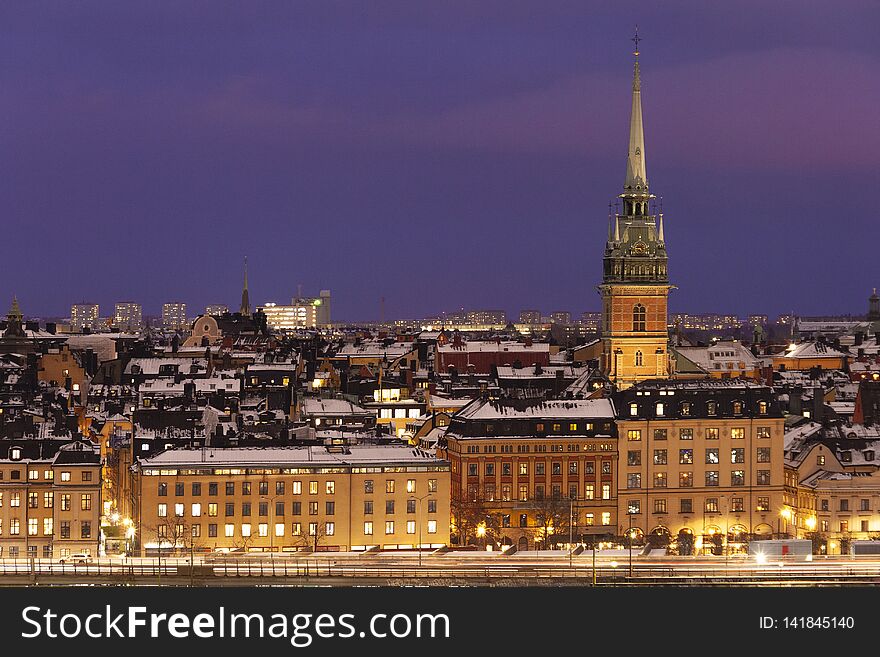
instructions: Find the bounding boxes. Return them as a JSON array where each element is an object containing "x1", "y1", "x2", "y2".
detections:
[
  {"x1": 855, "y1": 332, "x2": 864, "y2": 346},
  {"x1": 813, "y1": 386, "x2": 824, "y2": 425},
  {"x1": 46, "y1": 322, "x2": 56, "y2": 334},
  {"x1": 790, "y1": 385, "x2": 803, "y2": 416}
]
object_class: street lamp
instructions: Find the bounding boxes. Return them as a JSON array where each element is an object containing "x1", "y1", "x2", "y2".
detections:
[
  {"x1": 627, "y1": 512, "x2": 634, "y2": 578},
  {"x1": 779, "y1": 506, "x2": 792, "y2": 539},
  {"x1": 261, "y1": 494, "x2": 281, "y2": 559},
  {"x1": 409, "y1": 492, "x2": 434, "y2": 567}
]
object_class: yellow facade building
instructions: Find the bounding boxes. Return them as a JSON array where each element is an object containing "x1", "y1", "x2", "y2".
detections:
[
  {"x1": 131, "y1": 445, "x2": 450, "y2": 554},
  {"x1": 614, "y1": 381, "x2": 787, "y2": 554}
]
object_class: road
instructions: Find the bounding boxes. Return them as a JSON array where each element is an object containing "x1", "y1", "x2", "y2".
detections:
[{"x1": 3, "y1": 551, "x2": 880, "y2": 586}]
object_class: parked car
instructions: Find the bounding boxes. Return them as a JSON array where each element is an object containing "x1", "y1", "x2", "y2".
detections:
[{"x1": 59, "y1": 553, "x2": 93, "y2": 564}]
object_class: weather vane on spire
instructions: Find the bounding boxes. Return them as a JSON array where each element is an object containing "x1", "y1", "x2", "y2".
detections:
[{"x1": 631, "y1": 25, "x2": 641, "y2": 56}]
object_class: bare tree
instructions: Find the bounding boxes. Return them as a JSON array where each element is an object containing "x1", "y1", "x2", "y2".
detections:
[
  {"x1": 294, "y1": 521, "x2": 332, "y2": 552},
  {"x1": 450, "y1": 495, "x2": 492, "y2": 547},
  {"x1": 532, "y1": 495, "x2": 570, "y2": 550}
]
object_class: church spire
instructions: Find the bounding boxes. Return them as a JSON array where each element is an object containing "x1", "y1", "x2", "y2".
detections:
[
  {"x1": 239, "y1": 256, "x2": 250, "y2": 316},
  {"x1": 624, "y1": 26, "x2": 648, "y2": 194}
]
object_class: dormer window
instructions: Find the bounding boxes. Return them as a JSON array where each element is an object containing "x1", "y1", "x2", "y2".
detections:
[
  {"x1": 732, "y1": 401, "x2": 743, "y2": 415},
  {"x1": 707, "y1": 401, "x2": 717, "y2": 416},
  {"x1": 655, "y1": 402, "x2": 664, "y2": 417},
  {"x1": 10, "y1": 447, "x2": 21, "y2": 461},
  {"x1": 629, "y1": 403, "x2": 638, "y2": 417},
  {"x1": 680, "y1": 402, "x2": 691, "y2": 417},
  {"x1": 758, "y1": 401, "x2": 768, "y2": 415}
]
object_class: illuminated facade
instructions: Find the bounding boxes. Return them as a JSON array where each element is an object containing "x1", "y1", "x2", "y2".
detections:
[
  {"x1": 113, "y1": 302, "x2": 143, "y2": 332},
  {"x1": 131, "y1": 446, "x2": 450, "y2": 553},
  {"x1": 438, "y1": 398, "x2": 619, "y2": 551},
  {"x1": 70, "y1": 303, "x2": 99, "y2": 332},
  {"x1": 599, "y1": 41, "x2": 672, "y2": 388},
  {"x1": 614, "y1": 381, "x2": 787, "y2": 554},
  {"x1": 0, "y1": 441, "x2": 102, "y2": 559},
  {"x1": 162, "y1": 302, "x2": 188, "y2": 331}
]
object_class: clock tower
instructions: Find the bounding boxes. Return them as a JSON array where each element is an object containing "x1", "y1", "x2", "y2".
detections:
[{"x1": 599, "y1": 33, "x2": 673, "y2": 388}]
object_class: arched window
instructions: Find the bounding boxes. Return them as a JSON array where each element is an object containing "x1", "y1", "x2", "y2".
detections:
[
  {"x1": 758, "y1": 401, "x2": 768, "y2": 415},
  {"x1": 632, "y1": 304, "x2": 646, "y2": 331},
  {"x1": 635, "y1": 350, "x2": 643, "y2": 366}
]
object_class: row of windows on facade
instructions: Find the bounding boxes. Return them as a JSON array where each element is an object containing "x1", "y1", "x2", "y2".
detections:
[
  {"x1": 626, "y1": 427, "x2": 772, "y2": 440},
  {"x1": 1, "y1": 546, "x2": 77, "y2": 558},
  {"x1": 819, "y1": 498, "x2": 877, "y2": 513},
  {"x1": 627, "y1": 447, "x2": 772, "y2": 466},
  {"x1": 0, "y1": 469, "x2": 92, "y2": 482},
  {"x1": 463, "y1": 442, "x2": 615, "y2": 453},
  {"x1": 0, "y1": 492, "x2": 92, "y2": 510},
  {"x1": 0, "y1": 518, "x2": 91, "y2": 538},
  {"x1": 820, "y1": 520, "x2": 872, "y2": 533},
  {"x1": 498, "y1": 512, "x2": 614, "y2": 529},
  {"x1": 466, "y1": 483, "x2": 613, "y2": 502},
  {"x1": 157, "y1": 479, "x2": 438, "y2": 497},
  {"x1": 467, "y1": 460, "x2": 613, "y2": 477},
  {"x1": 625, "y1": 469, "x2": 774, "y2": 489},
  {"x1": 157, "y1": 498, "x2": 439, "y2": 518},
  {"x1": 477, "y1": 424, "x2": 612, "y2": 437},
  {"x1": 156, "y1": 520, "x2": 439, "y2": 540},
  {"x1": 627, "y1": 401, "x2": 770, "y2": 417},
  {"x1": 626, "y1": 496, "x2": 775, "y2": 515}
]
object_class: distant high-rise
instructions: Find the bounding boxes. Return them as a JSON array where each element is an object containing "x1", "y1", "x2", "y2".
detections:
[
  {"x1": 70, "y1": 303, "x2": 99, "y2": 332},
  {"x1": 519, "y1": 310, "x2": 542, "y2": 325},
  {"x1": 316, "y1": 290, "x2": 331, "y2": 326},
  {"x1": 114, "y1": 302, "x2": 143, "y2": 332},
  {"x1": 239, "y1": 256, "x2": 250, "y2": 316},
  {"x1": 206, "y1": 304, "x2": 228, "y2": 316},
  {"x1": 162, "y1": 302, "x2": 188, "y2": 331},
  {"x1": 549, "y1": 311, "x2": 572, "y2": 325},
  {"x1": 258, "y1": 290, "x2": 332, "y2": 330}
]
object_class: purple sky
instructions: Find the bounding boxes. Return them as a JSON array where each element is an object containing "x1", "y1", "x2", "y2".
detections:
[{"x1": 1, "y1": 1, "x2": 878, "y2": 322}]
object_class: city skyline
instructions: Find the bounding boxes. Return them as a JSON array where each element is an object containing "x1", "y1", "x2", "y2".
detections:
[{"x1": 1, "y1": 3, "x2": 878, "y2": 320}]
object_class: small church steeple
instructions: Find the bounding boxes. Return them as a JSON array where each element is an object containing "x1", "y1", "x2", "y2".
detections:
[
  {"x1": 868, "y1": 288, "x2": 880, "y2": 322},
  {"x1": 239, "y1": 257, "x2": 251, "y2": 316}
]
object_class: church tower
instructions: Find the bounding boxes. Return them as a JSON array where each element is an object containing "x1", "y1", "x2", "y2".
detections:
[
  {"x1": 239, "y1": 256, "x2": 251, "y2": 316},
  {"x1": 599, "y1": 31, "x2": 673, "y2": 388}
]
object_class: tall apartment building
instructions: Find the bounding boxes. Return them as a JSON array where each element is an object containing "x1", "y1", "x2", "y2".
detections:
[
  {"x1": 465, "y1": 310, "x2": 506, "y2": 326},
  {"x1": 519, "y1": 310, "x2": 542, "y2": 325},
  {"x1": 549, "y1": 311, "x2": 572, "y2": 325},
  {"x1": 162, "y1": 302, "x2": 188, "y2": 330},
  {"x1": 131, "y1": 446, "x2": 450, "y2": 554},
  {"x1": 205, "y1": 304, "x2": 228, "y2": 316},
  {"x1": 114, "y1": 302, "x2": 143, "y2": 331},
  {"x1": 0, "y1": 440, "x2": 102, "y2": 559},
  {"x1": 614, "y1": 381, "x2": 787, "y2": 555},
  {"x1": 259, "y1": 290, "x2": 331, "y2": 330},
  {"x1": 70, "y1": 303, "x2": 99, "y2": 332}
]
